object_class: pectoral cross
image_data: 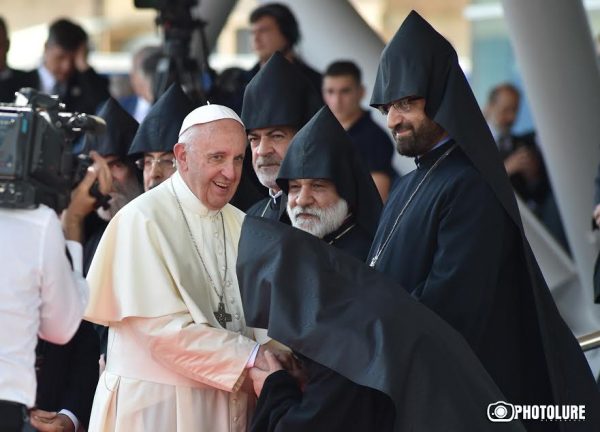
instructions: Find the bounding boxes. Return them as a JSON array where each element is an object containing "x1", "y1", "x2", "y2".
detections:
[{"x1": 214, "y1": 301, "x2": 232, "y2": 328}]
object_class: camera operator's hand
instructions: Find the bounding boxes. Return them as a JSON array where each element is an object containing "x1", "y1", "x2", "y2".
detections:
[
  {"x1": 30, "y1": 409, "x2": 75, "y2": 432},
  {"x1": 61, "y1": 151, "x2": 112, "y2": 242}
]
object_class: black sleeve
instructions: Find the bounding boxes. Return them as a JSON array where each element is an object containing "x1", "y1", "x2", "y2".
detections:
[
  {"x1": 251, "y1": 370, "x2": 302, "y2": 432},
  {"x1": 365, "y1": 130, "x2": 394, "y2": 175},
  {"x1": 251, "y1": 365, "x2": 394, "y2": 432},
  {"x1": 59, "y1": 320, "x2": 100, "y2": 428},
  {"x1": 75, "y1": 68, "x2": 111, "y2": 113}
]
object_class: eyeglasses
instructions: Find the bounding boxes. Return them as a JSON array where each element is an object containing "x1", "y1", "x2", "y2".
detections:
[
  {"x1": 135, "y1": 156, "x2": 176, "y2": 171},
  {"x1": 377, "y1": 97, "x2": 422, "y2": 116}
]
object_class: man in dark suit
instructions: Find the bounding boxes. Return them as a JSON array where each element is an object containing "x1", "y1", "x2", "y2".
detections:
[
  {"x1": 25, "y1": 18, "x2": 110, "y2": 114},
  {"x1": 484, "y1": 83, "x2": 568, "y2": 250},
  {"x1": 118, "y1": 46, "x2": 162, "y2": 123},
  {"x1": 484, "y1": 83, "x2": 549, "y2": 208}
]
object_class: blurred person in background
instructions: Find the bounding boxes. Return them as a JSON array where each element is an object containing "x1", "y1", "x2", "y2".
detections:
[
  {"x1": 323, "y1": 61, "x2": 395, "y2": 201},
  {"x1": 0, "y1": 16, "x2": 31, "y2": 102},
  {"x1": 24, "y1": 18, "x2": 110, "y2": 114},
  {"x1": 119, "y1": 46, "x2": 162, "y2": 123}
]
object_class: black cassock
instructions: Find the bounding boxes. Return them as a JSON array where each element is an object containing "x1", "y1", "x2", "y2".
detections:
[
  {"x1": 251, "y1": 213, "x2": 383, "y2": 432},
  {"x1": 251, "y1": 358, "x2": 394, "y2": 432},
  {"x1": 246, "y1": 195, "x2": 290, "y2": 224},
  {"x1": 323, "y1": 217, "x2": 372, "y2": 262},
  {"x1": 369, "y1": 140, "x2": 600, "y2": 427},
  {"x1": 370, "y1": 141, "x2": 548, "y2": 402},
  {"x1": 239, "y1": 217, "x2": 526, "y2": 432}
]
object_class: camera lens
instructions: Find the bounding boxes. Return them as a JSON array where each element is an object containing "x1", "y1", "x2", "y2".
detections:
[{"x1": 494, "y1": 405, "x2": 508, "y2": 419}]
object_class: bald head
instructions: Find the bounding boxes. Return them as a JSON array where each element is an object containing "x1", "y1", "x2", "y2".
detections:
[{"x1": 173, "y1": 119, "x2": 247, "y2": 210}]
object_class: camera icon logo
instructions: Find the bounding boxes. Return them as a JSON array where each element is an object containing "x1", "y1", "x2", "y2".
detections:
[{"x1": 487, "y1": 401, "x2": 515, "y2": 422}]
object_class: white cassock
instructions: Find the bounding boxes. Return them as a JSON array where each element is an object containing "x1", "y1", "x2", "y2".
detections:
[{"x1": 84, "y1": 171, "x2": 267, "y2": 432}]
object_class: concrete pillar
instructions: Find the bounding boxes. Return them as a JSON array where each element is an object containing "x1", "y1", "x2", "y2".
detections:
[
  {"x1": 257, "y1": 0, "x2": 415, "y2": 174},
  {"x1": 195, "y1": 0, "x2": 238, "y2": 53},
  {"x1": 502, "y1": 0, "x2": 600, "y2": 295}
]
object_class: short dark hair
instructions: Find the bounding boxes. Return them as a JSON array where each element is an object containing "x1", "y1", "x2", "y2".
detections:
[
  {"x1": 487, "y1": 82, "x2": 520, "y2": 106},
  {"x1": 47, "y1": 18, "x2": 88, "y2": 51},
  {"x1": 250, "y1": 3, "x2": 300, "y2": 48},
  {"x1": 0, "y1": 16, "x2": 7, "y2": 38},
  {"x1": 324, "y1": 61, "x2": 362, "y2": 85}
]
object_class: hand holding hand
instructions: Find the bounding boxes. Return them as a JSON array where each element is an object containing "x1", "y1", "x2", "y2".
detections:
[
  {"x1": 30, "y1": 409, "x2": 75, "y2": 432},
  {"x1": 248, "y1": 350, "x2": 283, "y2": 396}
]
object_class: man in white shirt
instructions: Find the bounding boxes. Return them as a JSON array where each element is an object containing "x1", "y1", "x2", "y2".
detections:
[
  {"x1": 84, "y1": 104, "x2": 286, "y2": 431},
  {"x1": 0, "y1": 204, "x2": 89, "y2": 432}
]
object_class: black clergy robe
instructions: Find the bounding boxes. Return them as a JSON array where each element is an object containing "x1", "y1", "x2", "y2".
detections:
[
  {"x1": 250, "y1": 220, "x2": 392, "y2": 432},
  {"x1": 323, "y1": 217, "x2": 372, "y2": 261},
  {"x1": 368, "y1": 140, "x2": 564, "y2": 422},
  {"x1": 250, "y1": 358, "x2": 395, "y2": 432},
  {"x1": 239, "y1": 216, "x2": 527, "y2": 432},
  {"x1": 246, "y1": 195, "x2": 290, "y2": 224}
]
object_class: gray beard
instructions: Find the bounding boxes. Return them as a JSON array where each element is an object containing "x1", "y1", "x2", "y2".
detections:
[
  {"x1": 288, "y1": 198, "x2": 349, "y2": 239},
  {"x1": 96, "y1": 176, "x2": 141, "y2": 221}
]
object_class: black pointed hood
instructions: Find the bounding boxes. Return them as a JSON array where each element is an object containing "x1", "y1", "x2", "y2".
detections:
[
  {"x1": 236, "y1": 216, "x2": 523, "y2": 432},
  {"x1": 241, "y1": 51, "x2": 322, "y2": 131},
  {"x1": 276, "y1": 106, "x2": 382, "y2": 237},
  {"x1": 82, "y1": 97, "x2": 138, "y2": 158},
  {"x1": 371, "y1": 10, "x2": 521, "y2": 228},
  {"x1": 128, "y1": 83, "x2": 195, "y2": 157}
]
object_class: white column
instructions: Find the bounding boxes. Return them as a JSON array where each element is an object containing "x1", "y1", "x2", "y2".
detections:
[
  {"x1": 195, "y1": 0, "x2": 238, "y2": 53},
  {"x1": 502, "y1": 0, "x2": 600, "y2": 295},
  {"x1": 257, "y1": 0, "x2": 414, "y2": 174}
]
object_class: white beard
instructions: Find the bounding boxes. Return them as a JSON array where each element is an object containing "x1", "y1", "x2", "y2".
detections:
[
  {"x1": 96, "y1": 177, "x2": 141, "y2": 221},
  {"x1": 288, "y1": 198, "x2": 349, "y2": 239}
]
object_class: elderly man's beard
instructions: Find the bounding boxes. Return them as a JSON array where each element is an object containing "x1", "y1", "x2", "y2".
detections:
[
  {"x1": 393, "y1": 118, "x2": 445, "y2": 157},
  {"x1": 96, "y1": 176, "x2": 142, "y2": 221},
  {"x1": 254, "y1": 154, "x2": 282, "y2": 190},
  {"x1": 288, "y1": 198, "x2": 349, "y2": 239}
]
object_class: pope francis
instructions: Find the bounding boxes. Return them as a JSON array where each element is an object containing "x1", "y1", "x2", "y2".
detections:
[{"x1": 84, "y1": 104, "x2": 270, "y2": 431}]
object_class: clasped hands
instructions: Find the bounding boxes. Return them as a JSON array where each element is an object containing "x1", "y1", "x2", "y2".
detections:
[{"x1": 249, "y1": 343, "x2": 306, "y2": 397}]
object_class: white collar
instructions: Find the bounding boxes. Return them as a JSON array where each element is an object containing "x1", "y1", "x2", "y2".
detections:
[
  {"x1": 171, "y1": 171, "x2": 221, "y2": 217},
  {"x1": 133, "y1": 97, "x2": 152, "y2": 123},
  {"x1": 38, "y1": 64, "x2": 57, "y2": 94},
  {"x1": 269, "y1": 189, "x2": 283, "y2": 204}
]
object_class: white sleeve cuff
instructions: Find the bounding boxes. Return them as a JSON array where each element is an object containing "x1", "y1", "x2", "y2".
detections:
[
  {"x1": 246, "y1": 343, "x2": 260, "y2": 368},
  {"x1": 58, "y1": 409, "x2": 80, "y2": 431},
  {"x1": 65, "y1": 240, "x2": 83, "y2": 275}
]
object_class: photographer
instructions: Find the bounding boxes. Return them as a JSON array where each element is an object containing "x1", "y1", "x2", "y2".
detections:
[
  {"x1": 25, "y1": 158, "x2": 107, "y2": 432},
  {"x1": 61, "y1": 98, "x2": 141, "y2": 366},
  {"x1": 0, "y1": 201, "x2": 89, "y2": 431}
]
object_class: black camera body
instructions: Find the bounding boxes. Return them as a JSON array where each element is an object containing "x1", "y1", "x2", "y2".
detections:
[
  {"x1": 134, "y1": 0, "x2": 209, "y2": 104},
  {"x1": 0, "y1": 89, "x2": 105, "y2": 212}
]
